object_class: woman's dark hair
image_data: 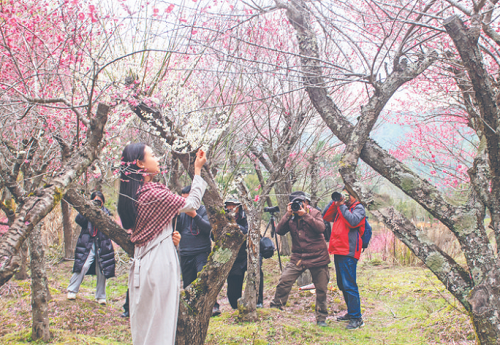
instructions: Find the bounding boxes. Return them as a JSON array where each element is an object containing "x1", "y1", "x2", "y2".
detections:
[
  {"x1": 118, "y1": 143, "x2": 146, "y2": 229},
  {"x1": 91, "y1": 190, "x2": 105, "y2": 204}
]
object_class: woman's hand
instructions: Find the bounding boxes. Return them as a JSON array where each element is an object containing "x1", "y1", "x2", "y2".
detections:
[
  {"x1": 194, "y1": 149, "x2": 207, "y2": 175},
  {"x1": 172, "y1": 231, "x2": 181, "y2": 246}
]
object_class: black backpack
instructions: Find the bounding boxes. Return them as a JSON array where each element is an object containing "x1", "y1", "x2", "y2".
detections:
[
  {"x1": 361, "y1": 219, "x2": 372, "y2": 249},
  {"x1": 260, "y1": 236, "x2": 275, "y2": 259}
]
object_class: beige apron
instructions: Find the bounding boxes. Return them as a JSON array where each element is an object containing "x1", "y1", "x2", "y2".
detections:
[{"x1": 129, "y1": 175, "x2": 207, "y2": 345}]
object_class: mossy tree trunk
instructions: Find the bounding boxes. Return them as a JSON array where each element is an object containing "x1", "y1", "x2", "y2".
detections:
[
  {"x1": 280, "y1": 1, "x2": 500, "y2": 343},
  {"x1": 29, "y1": 224, "x2": 51, "y2": 342},
  {"x1": 174, "y1": 151, "x2": 245, "y2": 345},
  {"x1": 14, "y1": 242, "x2": 29, "y2": 280},
  {"x1": 234, "y1": 170, "x2": 276, "y2": 322}
]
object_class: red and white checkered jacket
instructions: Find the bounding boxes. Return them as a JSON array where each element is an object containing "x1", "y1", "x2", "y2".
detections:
[{"x1": 131, "y1": 183, "x2": 186, "y2": 247}]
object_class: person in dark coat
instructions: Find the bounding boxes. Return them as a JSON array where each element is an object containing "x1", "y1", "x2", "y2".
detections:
[
  {"x1": 177, "y1": 185, "x2": 212, "y2": 288},
  {"x1": 67, "y1": 191, "x2": 115, "y2": 304},
  {"x1": 270, "y1": 191, "x2": 330, "y2": 326}
]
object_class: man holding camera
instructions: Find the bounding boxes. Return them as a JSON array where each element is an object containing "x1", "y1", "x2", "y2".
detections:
[
  {"x1": 270, "y1": 191, "x2": 330, "y2": 327},
  {"x1": 323, "y1": 188, "x2": 366, "y2": 330}
]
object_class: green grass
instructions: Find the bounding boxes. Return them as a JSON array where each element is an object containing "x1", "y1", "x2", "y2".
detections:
[
  {"x1": 0, "y1": 256, "x2": 474, "y2": 344},
  {"x1": 205, "y1": 257, "x2": 474, "y2": 345}
]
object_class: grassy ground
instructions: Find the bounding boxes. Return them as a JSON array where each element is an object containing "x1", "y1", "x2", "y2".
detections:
[{"x1": 0, "y1": 254, "x2": 475, "y2": 344}]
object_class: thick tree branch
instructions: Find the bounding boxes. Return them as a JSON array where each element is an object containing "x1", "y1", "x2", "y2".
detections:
[
  {"x1": 371, "y1": 207, "x2": 473, "y2": 308},
  {"x1": 63, "y1": 188, "x2": 134, "y2": 256},
  {"x1": 340, "y1": 51, "x2": 437, "y2": 202}
]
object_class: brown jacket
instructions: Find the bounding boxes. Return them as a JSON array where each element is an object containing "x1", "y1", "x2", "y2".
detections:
[{"x1": 276, "y1": 206, "x2": 330, "y2": 268}]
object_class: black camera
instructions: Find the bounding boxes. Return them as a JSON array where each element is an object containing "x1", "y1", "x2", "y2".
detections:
[
  {"x1": 264, "y1": 206, "x2": 280, "y2": 213},
  {"x1": 93, "y1": 199, "x2": 103, "y2": 207},
  {"x1": 290, "y1": 198, "x2": 303, "y2": 212},
  {"x1": 331, "y1": 191, "x2": 350, "y2": 202}
]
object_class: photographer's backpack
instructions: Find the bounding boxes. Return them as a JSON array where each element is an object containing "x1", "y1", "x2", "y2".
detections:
[
  {"x1": 260, "y1": 236, "x2": 275, "y2": 259},
  {"x1": 361, "y1": 218, "x2": 372, "y2": 249},
  {"x1": 347, "y1": 202, "x2": 372, "y2": 250}
]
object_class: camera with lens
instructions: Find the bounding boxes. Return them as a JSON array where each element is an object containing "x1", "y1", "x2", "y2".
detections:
[
  {"x1": 264, "y1": 206, "x2": 280, "y2": 213},
  {"x1": 290, "y1": 198, "x2": 304, "y2": 212},
  {"x1": 331, "y1": 191, "x2": 350, "y2": 202},
  {"x1": 93, "y1": 199, "x2": 103, "y2": 207}
]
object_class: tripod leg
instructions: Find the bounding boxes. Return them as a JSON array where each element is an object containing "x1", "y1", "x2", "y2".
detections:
[{"x1": 272, "y1": 216, "x2": 283, "y2": 271}]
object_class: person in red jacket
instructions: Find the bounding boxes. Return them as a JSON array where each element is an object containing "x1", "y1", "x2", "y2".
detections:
[{"x1": 323, "y1": 188, "x2": 365, "y2": 330}]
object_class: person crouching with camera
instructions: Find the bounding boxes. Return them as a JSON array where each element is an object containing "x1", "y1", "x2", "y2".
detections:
[
  {"x1": 67, "y1": 191, "x2": 115, "y2": 304},
  {"x1": 323, "y1": 187, "x2": 365, "y2": 330},
  {"x1": 270, "y1": 191, "x2": 330, "y2": 327}
]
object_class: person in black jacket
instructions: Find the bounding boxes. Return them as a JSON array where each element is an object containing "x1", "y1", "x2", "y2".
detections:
[
  {"x1": 67, "y1": 191, "x2": 115, "y2": 304},
  {"x1": 177, "y1": 185, "x2": 212, "y2": 288}
]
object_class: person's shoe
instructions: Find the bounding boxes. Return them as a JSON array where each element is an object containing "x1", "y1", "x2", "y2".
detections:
[
  {"x1": 256, "y1": 303, "x2": 263, "y2": 308},
  {"x1": 212, "y1": 305, "x2": 221, "y2": 317},
  {"x1": 120, "y1": 311, "x2": 129, "y2": 318},
  {"x1": 97, "y1": 299, "x2": 106, "y2": 305},
  {"x1": 269, "y1": 301, "x2": 282, "y2": 310},
  {"x1": 346, "y1": 318, "x2": 364, "y2": 330},
  {"x1": 336, "y1": 313, "x2": 352, "y2": 322},
  {"x1": 317, "y1": 321, "x2": 328, "y2": 327},
  {"x1": 67, "y1": 292, "x2": 76, "y2": 300}
]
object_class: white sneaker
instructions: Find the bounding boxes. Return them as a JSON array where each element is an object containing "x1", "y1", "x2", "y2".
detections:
[
  {"x1": 67, "y1": 292, "x2": 76, "y2": 300},
  {"x1": 97, "y1": 299, "x2": 106, "y2": 305}
]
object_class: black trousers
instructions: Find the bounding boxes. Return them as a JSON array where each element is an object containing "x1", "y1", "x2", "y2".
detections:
[
  {"x1": 123, "y1": 289, "x2": 129, "y2": 312},
  {"x1": 180, "y1": 251, "x2": 210, "y2": 289},
  {"x1": 225, "y1": 268, "x2": 264, "y2": 309}
]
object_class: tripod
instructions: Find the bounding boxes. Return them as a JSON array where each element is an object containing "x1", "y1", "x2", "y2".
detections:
[{"x1": 263, "y1": 211, "x2": 282, "y2": 272}]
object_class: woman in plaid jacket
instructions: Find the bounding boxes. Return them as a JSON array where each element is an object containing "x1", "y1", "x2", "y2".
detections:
[{"x1": 118, "y1": 143, "x2": 207, "y2": 345}]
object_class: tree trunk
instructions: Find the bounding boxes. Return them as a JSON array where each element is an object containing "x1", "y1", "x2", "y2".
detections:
[
  {"x1": 468, "y1": 270, "x2": 500, "y2": 345},
  {"x1": 29, "y1": 224, "x2": 50, "y2": 342},
  {"x1": 236, "y1": 211, "x2": 261, "y2": 322},
  {"x1": 275, "y1": 181, "x2": 292, "y2": 255},
  {"x1": 171, "y1": 151, "x2": 246, "y2": 345},
  {"x1": 167, "y1": 158, "x2": 183, "y2": 194},
  {"x1": 14, "y1": 242, "x2": 29, "y2": 280},
  {"x1": 61, "y1": 199, "x2": 74, "y2": 260},
  {"x1": 175, "y1": 218, "x2": 245, "y2": 345}
]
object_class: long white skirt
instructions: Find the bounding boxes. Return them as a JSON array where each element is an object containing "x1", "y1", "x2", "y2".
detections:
[{"x1": 129, "y1": 223, "x2": 180, "y2": 345}]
